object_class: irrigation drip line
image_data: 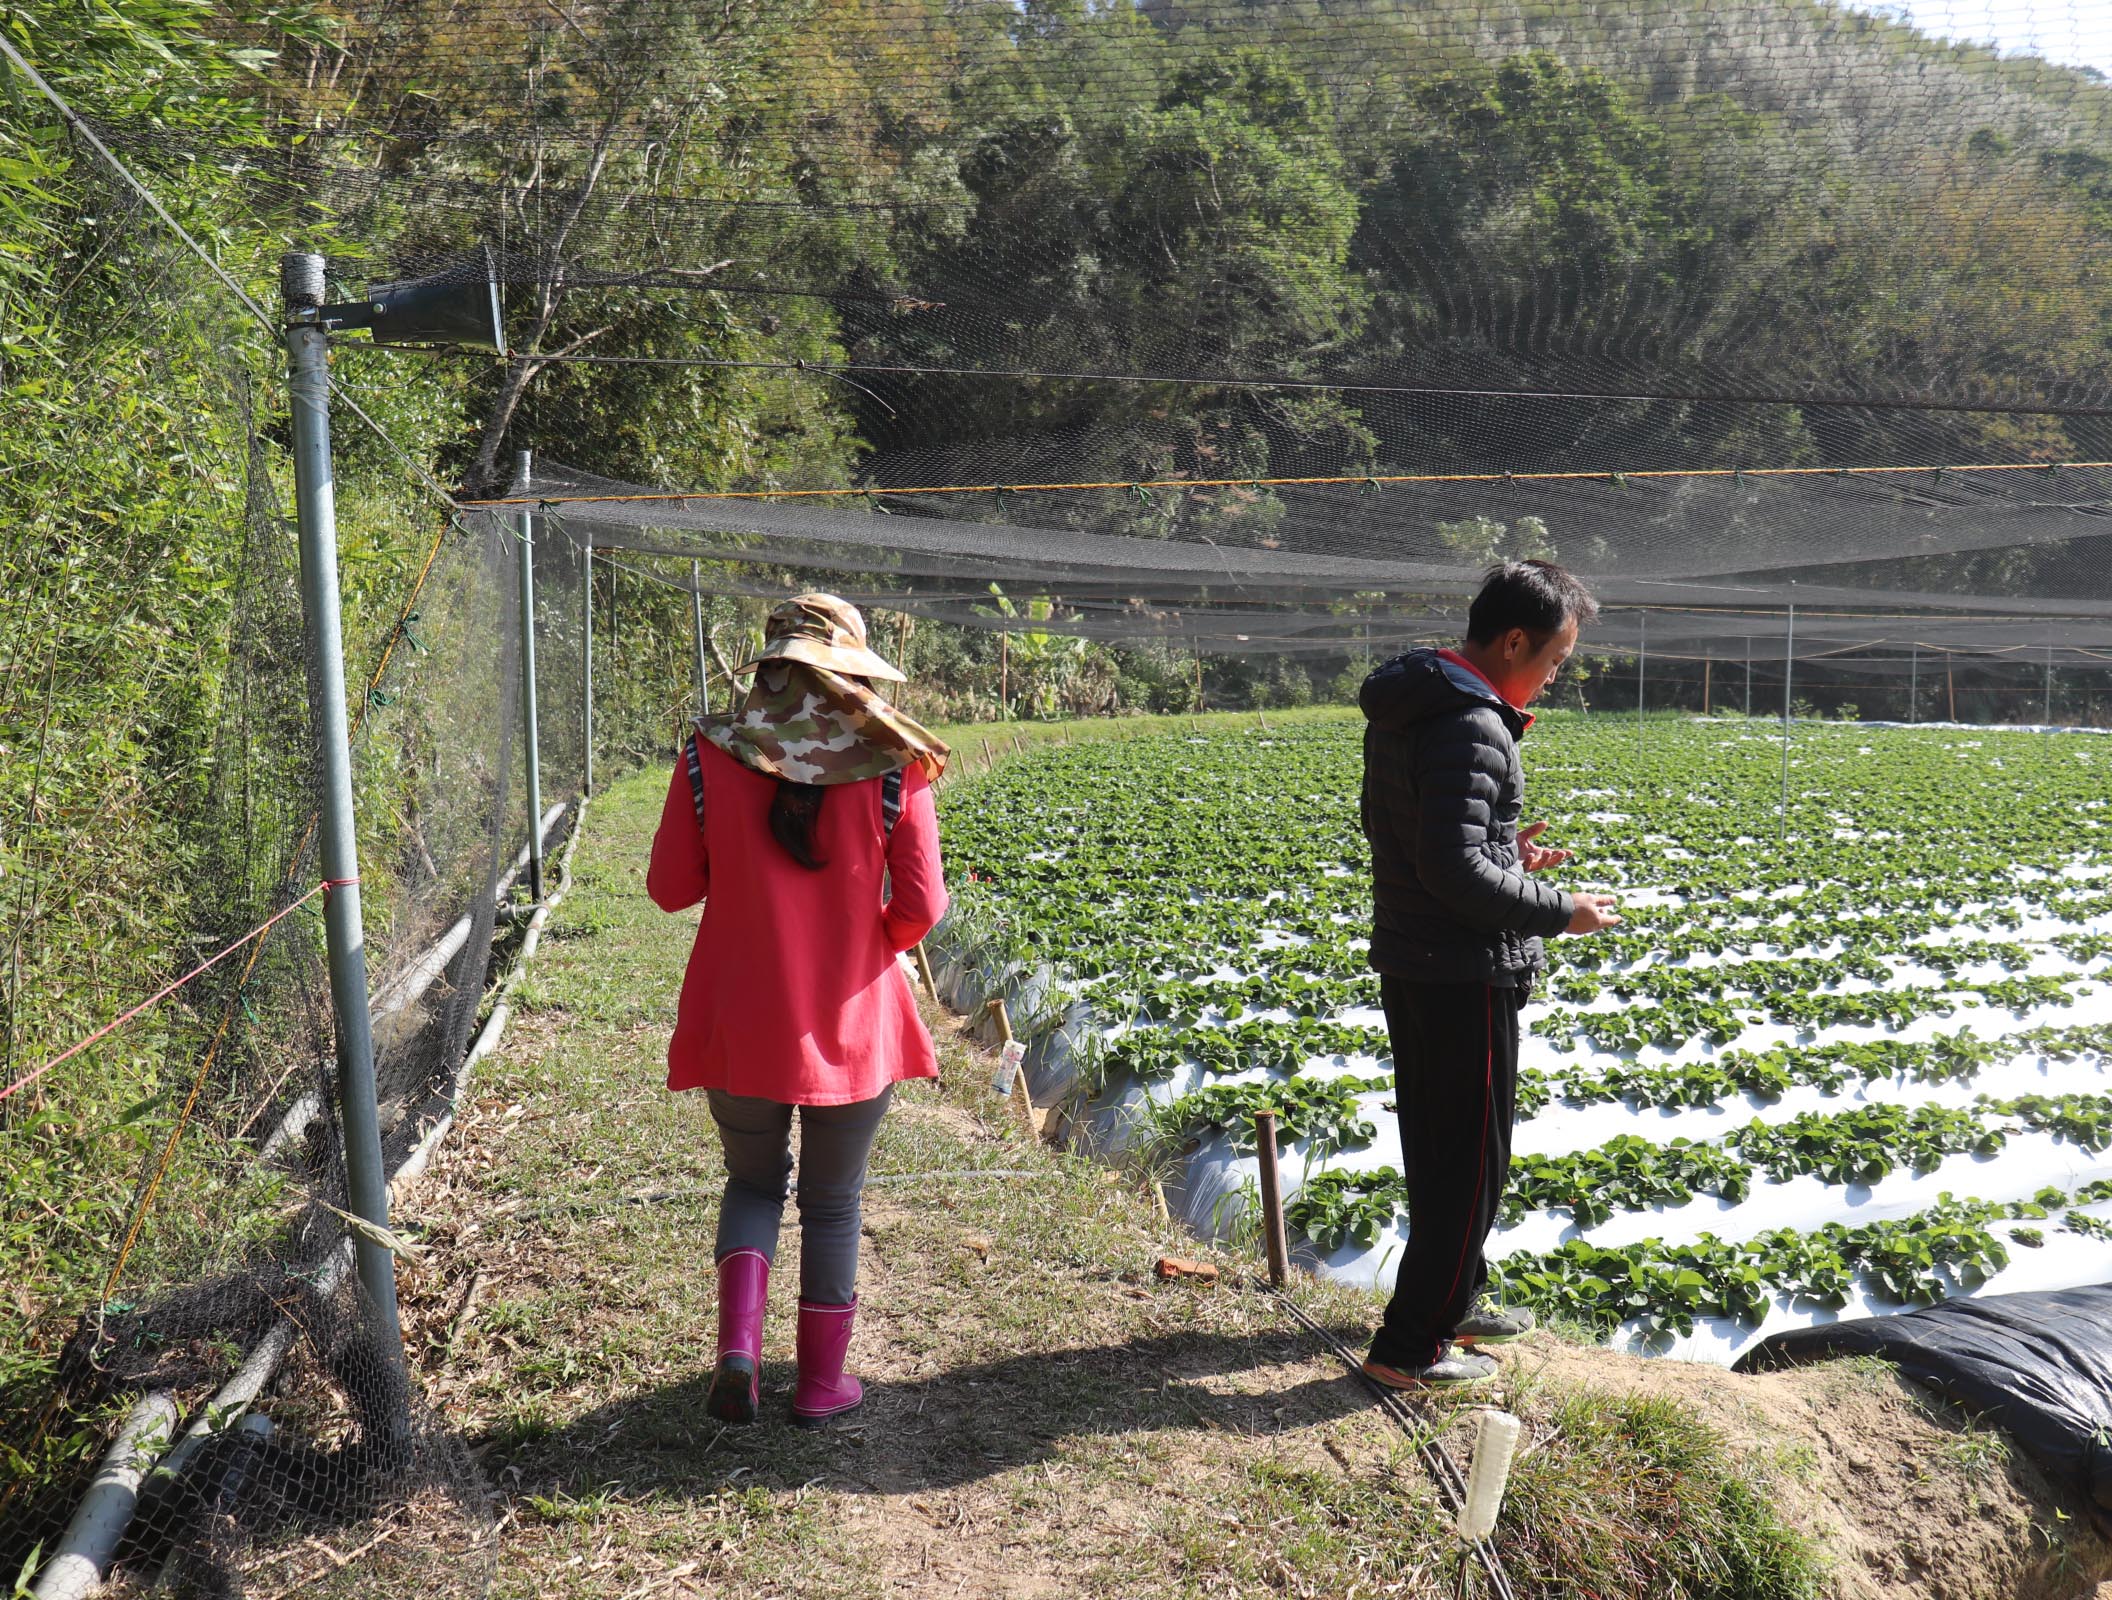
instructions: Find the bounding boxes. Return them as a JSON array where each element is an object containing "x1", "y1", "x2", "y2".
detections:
[
  {"x1": 1264, "y1": 1285, "x2": 1518, "y2": 1600},
  {"x1": 386, "y1": 342, "x2": 2112, "y2": 422},
  {"x1": 0, "y1": 880, "x2": 336, "y2": 1106}
]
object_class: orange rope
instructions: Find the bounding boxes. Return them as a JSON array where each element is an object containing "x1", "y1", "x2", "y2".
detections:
[
  {"x1": 459, "y1": 458, "x2": 2112, "y2": 508},
  {"x1": 95, "y1": 884, "x2": 337, "y2": 1301}
]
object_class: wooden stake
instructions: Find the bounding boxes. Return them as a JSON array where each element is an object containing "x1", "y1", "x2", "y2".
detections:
[
  {"x1": 987, "y1": 997, "x2": 1037, "y2": 1141},
  {"x1": 1253, "y1": 1109, "x2": 1290, "y2": 1287},
  {"x1": 912, "y1": 941, "x2": 938, "y2": 1001},
  {"x1": 1702, "y1": 655, "x2": 1711, "y2": 713},
  {"x1": 999, "y1": 630, "x2": 1009, "y2": 712},
  {"x1": 1947, "y1": 656, "x2": 1957, "y2": 721}
]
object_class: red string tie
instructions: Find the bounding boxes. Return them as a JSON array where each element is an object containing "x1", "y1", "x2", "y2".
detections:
[{"x1": 0, "y1": 881, "x2": 332, "y2": 1104}]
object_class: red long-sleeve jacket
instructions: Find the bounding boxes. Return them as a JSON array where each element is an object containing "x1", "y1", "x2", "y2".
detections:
[{"x1": 646, "y1": 740, "x2": 948, "y2": 1104}]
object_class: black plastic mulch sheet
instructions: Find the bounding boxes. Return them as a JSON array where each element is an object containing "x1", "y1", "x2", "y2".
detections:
[{"x1": 1735, "y1": 1285, "x2": 2112, "y2": 1518}]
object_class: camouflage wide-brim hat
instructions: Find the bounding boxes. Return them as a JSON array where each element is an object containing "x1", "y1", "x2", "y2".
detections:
[{"x1": 735, "y1": 593, "x2": 904, "y2": 684}]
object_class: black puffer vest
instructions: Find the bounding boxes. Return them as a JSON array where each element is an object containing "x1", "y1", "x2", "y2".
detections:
[{"x1": 1360, "y1": 649, "x2": 1573, "y2": 986}]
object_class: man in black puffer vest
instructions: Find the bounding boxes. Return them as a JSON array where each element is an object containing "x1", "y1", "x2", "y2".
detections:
[{"x1": 1359, "y1": 560, "x2": 1620, "y2": 1388}]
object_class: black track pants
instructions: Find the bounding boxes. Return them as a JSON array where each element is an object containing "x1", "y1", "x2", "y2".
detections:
[{"x1": 1368, "y1": 976, "x2": 1522, "y2": 1369}]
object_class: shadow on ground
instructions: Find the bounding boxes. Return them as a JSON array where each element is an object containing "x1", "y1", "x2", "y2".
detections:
[{"x1": 477, "y1": 1323, "x2": 1390, "y2": 1500}]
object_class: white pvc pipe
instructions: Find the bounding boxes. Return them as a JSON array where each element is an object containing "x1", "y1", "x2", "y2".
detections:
[
  {"x1": 154, "y1": 1244, "x2": 354, "y2": 1488},
  {"x1": 391, "y1": 795, "x2": 588, "y2": 1204},
  {"x1": 32, "y1": 798, "x2": 588, "y2": 1598},
  {"x1": 372, "y1": 799, "x2": 568, "y2": 1030},
  {"x1": 31, "y1": 1394, "x2": 178, "y2": 1600},
  {"x1": 258, "y1": 801, "x2": 572, "y2": 1167}
]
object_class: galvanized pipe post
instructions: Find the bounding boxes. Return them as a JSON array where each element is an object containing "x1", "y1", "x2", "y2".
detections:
[
  {"x1": 1909, "y1": 643, "x2": 1918, "y2": 724},
  {"x1": 513, "y1": 451, "x2": 545, "y2": 903},
  {"x1": 1636, "y1": 608, "x2": 1646, "y2": 752},
  {"x1": 691, "y1": 559, "x2": 710, "y2": 716},
  {"x1": 581, "y1": 538, "x2": 594, "y2": 795},
  {"x1": 1779, "y1": 600, "x2": 1796, "y2": 844},
  {"x1": 279, "y1": 251, "x2": 404, "y2": 1364}
]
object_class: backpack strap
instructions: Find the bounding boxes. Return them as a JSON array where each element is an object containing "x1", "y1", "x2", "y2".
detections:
[
  {"x1": 880, "y1": 767, "x2": 906, "y2": 840},
  {"x1": 685, "y1": 734, "x2": 707, "y2": 832},
  {"x1": 691, "y1": 741, "x2": 902, "y2": 841}
]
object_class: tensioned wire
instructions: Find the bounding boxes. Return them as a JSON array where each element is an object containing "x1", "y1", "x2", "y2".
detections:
[{"x1": 373, "y1": 344, "x2": 2112, "y2": 422}]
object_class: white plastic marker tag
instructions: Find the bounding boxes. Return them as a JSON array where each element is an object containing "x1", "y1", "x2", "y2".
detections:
[
  {"x1": 1456, "y1": 1407, "x2": 1523, "y2": 1543},
  {"x1": 991, "y1": 1038, "x2": 1026, "y2": 1096}
]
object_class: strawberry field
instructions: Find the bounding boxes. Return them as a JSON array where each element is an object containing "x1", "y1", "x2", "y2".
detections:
[{"x1": 936, "y1": 713, "x2": 2112, "y2": 1361}]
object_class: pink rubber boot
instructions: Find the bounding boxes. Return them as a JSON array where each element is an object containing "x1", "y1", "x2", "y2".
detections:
[
  {"x1": 790, "y1": 1298, "x2": 864, "y2": 1425},
  {"x1": 706, "y1": 1249, "x2": 768, "y2": 1425}
]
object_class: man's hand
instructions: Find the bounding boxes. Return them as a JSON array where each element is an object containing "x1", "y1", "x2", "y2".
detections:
[
  {"x1": 1565, "y1": 893, "x2": 1621, "y2": 935},
  {"x1": 1518, "y1": 821, "x2": 1571, "y2": 873}
]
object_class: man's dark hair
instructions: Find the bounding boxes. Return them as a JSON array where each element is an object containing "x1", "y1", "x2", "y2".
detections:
[{"x1": 1464, "y1": 559, "x2": 1600, "y2": 646}]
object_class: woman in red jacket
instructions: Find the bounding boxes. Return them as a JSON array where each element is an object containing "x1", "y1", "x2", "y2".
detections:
[{"x1": 647, "y1": 593, "x2": 949, "y2": 1427}]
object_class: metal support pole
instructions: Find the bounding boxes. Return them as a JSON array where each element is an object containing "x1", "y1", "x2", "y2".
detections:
[
  {"x1": 2046, "y1": 646, "x2": 2055, "y2": 724},
  {"x1": 1744, "y1": 634, "x2": 1753, "y2": 717},
  {"x1": 690, "y1": 559, "x2": 710, "y2": 716},
  {"x1": 513, "y1": 450, "x2": 544, "y2": 903},
  {"x1": 1779, "y1": 602, "x2": 1795, "y2": 844},
  {"x1": 280, "y1": 252, "x2": 403, "y2": 1364},
  {"x1": 1909, "y1": 643, "x2": 1918, "y2": 724},
  {"x1": 581, "y1": 541, "x2": 594, "y2": 796},
  {"x1": 1636, "y1": 609, "x2": 1646, "y2": 751}
]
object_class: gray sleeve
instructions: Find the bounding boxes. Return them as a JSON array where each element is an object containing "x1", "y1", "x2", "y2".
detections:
[{"x1": 1411, "y1": 712, "x2": 1573, "y2": 937}]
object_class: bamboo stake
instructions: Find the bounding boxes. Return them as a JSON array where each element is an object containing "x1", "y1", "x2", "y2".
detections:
[
  {"x1": 1253, "y1": 1109, "x2": 1290, "y2": 1287},
  {"x1": 911, "y1": 941, "x2": 938, "y2": 1001}
]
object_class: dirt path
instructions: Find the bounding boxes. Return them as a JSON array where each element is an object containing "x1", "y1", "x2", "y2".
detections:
[{"x1": 393, "y1": 766, "x2": 2112, "y2": 1599}]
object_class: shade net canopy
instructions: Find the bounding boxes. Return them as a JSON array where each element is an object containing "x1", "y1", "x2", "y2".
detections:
[
  {"x1": 515, "y1": 459, "x2": 2112, "y2": 667},
  {"x1": 89, "y1": 0, "x2": 2112, "y2": 663}
]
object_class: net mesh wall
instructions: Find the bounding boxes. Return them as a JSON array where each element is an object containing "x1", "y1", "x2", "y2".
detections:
[{"x1": 0, "y1": 140, "x2": 703, "y2": 1595}]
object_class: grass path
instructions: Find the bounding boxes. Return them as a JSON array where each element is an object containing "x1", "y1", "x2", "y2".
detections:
[
  {"x1": 400, "y1": 763, "x2": 1453, "y2": 1599},
  {"x1": 393, "y1": 751, "x2": 2105, "y2": 1600}
]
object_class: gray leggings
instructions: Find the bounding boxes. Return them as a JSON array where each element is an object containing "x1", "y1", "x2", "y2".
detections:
[{"x1": 707, "y1": 1087, "x2": 892, "y2": 1305}]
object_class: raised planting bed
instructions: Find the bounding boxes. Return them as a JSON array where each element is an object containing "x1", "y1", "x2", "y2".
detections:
[{"x1": 931, "y1": 713, "x2": 2112, "y2": 1361}]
